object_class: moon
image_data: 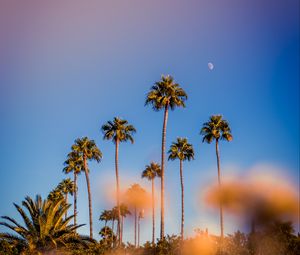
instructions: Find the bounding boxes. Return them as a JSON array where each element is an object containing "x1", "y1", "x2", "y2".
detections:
[{"x1": 208, "y1": 62, "x2": 214, "y2": 70}]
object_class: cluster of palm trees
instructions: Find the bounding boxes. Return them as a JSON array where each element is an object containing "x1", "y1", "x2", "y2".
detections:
[
  {"x1": 62, "y1": 75, "x2": 232, "y2": 245},
  {"x1": 99, "y1": 204, "x2": 131, "y2": 245},
  {"x1": 0, "y1": 74, "x2": 233, "y2": 251},
  {"x1": 145, "y1": 75, "x2": 233, "y2": 243}
]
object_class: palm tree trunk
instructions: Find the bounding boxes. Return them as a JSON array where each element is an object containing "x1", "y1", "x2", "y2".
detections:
[
  {"x1": 134, "y1": 206, "x2": 137, "y2": 247},
  {"x1": 104, "y1": 221, "x2": 107, "y2": 245},
  {"x1": 138, "y1": 214, "x2": 140, "y2": 248},
  {"x1": 152, "y1": 178, "x2": 155, "y2": 246},
  {"x1": 180, "y1": 159, "x2": 184, "y2": 241},
  {"x1": 121, "y1": 215, "x2": 124, "y2": 243},
  {"x1": 160, "y1": 105, "x2": 169, "y2": 239},
  {"x1": 112, "y1": 220, "x2": 114, "y2": 247},
  {"x1": 74, "y1": 172, "x2": 77, "y2": 229},
  {"x1": 84, "y1": 156, "x2": 93, "y2": 239},
  {"x1": 115, "y1": 139, "x2": 121, "y2": 245},
  {"x1": 65, "y1": 193, "x2": 68, "y2": 220},
  {"x1": 215, "y1": 139, "x2": 224, "y2": 239}
]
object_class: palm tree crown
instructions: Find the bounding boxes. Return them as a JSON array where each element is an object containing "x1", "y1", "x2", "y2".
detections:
[
  {"x1": 63, "y1": 151, "x2": 84, "y2": 175},
  {"x1": 72, "y1": 137, "x2": 102, "y2": 163},
  {"x1": 101, "y1": 117, "x2": 136, "y2": 144},
  {"x1": 57, "y1": 178, "x2": 76, "y2": 197},
  {"x1": 48, "y1": 188, "x2": 64, "y2": 202},
  {"x1": 99, "y1": 210, "x2": 112, "y2": 223},
  {"x1": 200, "y1": 115, "x2": 233, "y2": 143},
  {"x1": 168, "y1": 137, "x2": 195, "y2": 161},
  {"x1": 141, "y1": 162, "x2": 161, "y2": 180},
  {"x1": 145, "y1": 75, "x2": 187, "y2": 110}
]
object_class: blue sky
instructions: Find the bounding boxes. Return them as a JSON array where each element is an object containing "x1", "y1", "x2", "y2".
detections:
[{"x1": 0, "y1": 0, "x2": 299, "y2": 243}]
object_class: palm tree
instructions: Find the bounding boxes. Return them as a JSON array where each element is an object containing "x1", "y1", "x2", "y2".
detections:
[
  {"x1": 101, "y1": 117, "x2": 136, "y2": 244},
  {"x1": 200, "y1": 115, "x2": 233, "y2": 239},
  {"x1": 0, "y1": 195, "x2": 87, "y2": 254},
  {"x1": 48, "y1": 188, "x2": 64, "y2": 202},
  {"x1": 168, "y1": 137, "x2": 194, "y2": 240},
  {"x1": 137, "y1": 209, "x2": 144, "y2": 248},
  {"x1": 119, "y1": 203, "x2": 131, "y2": 243},
  {"x1": 100, "y1": 210, "x2": 111, "y2": 230},
  {"x1": 99, "y1": 209, "x2": 112, "y2": 246},
  {"x1": 125, "y1": 183, "x2": 147, "y2": 247},
  {"x1": 63, "y1": 150, "x2": 83, "y2": 227},
  {"x1": 145, "y1": 75, "x2": 187, "y2": 239},
  {"x1": 72, "y1": 137, "x2": 102, "y2": 239},
  {"x1": 141, "y1": 162, "x2": 161, "y2": 245},
  {"x1": 57, "y1": 178, "x2": 76, "y2": 219}
]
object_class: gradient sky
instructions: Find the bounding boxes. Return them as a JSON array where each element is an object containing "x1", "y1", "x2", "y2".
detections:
[{"x1": 0, "y1": 0, "x2": 299, "y2": 244}]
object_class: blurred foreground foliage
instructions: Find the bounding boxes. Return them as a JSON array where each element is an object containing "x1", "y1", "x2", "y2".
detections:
[{"x1": 1, "y1": 220, "x2": 299, "y2": 255}]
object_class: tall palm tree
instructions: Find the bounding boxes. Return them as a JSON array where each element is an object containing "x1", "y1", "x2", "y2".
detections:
[
  {"x1": 145, "y1": 75, "x2": 187, "y2": 239},
  {"x1": 72, "y1": 137, "x2": 102, "y2": 239},
  {"x1": 200, "y1": 115, "x2": 233, "y2": 239},
  {"x1": 0, "y1": 195, "x2": 87, "y2": 254},
  {"x1": 57, "y1": 178, "x2": 76, "y2": 219},
  {"x1": 168, "y1": 137, "x2": 194, "y2": 240},
  {"x1": 63, "y1": 151, "x2": 83, "y2": 227},
  {"x1": 141, "y1": 162, "x2": 161, "y2": 245},
  {"x1": 101, "y1": 117, "x2": 136, "y2": 244},
  {"x1": 125, "y1": 183, "x2": 147, "y2": 247}
]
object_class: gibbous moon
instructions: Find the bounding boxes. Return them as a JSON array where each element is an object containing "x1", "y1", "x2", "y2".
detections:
[{"x1": 208, "y1": 62, "x2": 214, "y2": 70}]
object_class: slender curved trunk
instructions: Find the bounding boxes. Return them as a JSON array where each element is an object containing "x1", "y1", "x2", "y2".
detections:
[
  {"x1": 74, "y1": 172, "x2": 77, "y2": 229},
  {"x1": 152, "y1": 178, "x2": 155, "y2": 245},
  {"x1": 84, "y1": 155, "x2": 93, "y2": 239},
  {"x1": 138, "y1": 214, "x2": 140, "y2": 248},
  {"x1": 215, "y1": 139, "x2": 224, "y2": 239},
  {"x1": 134, "y1": 206, "x2": 137, "y2": 247},
  {"x1": 112, "y1": 220, "x2": 115, "y2": 247},
  {"x1": 121, "y1": 215, "x2": 124, "y2": 243},
  {"x1": 115, "y1": 139, "x2": 121, "y2": 245},
  {"x1": 160, "y1": 105, "x2": 169, "y2": 239},
  {"x1": 104, "y1": 221, "x2": 107, "y2": 244},
  {"x1": 180, "y1": 160, "x2": 184, "y2": 241},
  {"x1": 65, "y1": 193, "x2": 68, "y2": 220}
]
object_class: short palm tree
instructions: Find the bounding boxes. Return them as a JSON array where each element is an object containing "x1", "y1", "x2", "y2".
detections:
[
  {"x1": 125, "y1": 184, "x2": 147, "y2": 247},
  {"x1": 137, "y1": 209, "x2": 144, "y2": 248},
  {"x1": 101, "y1": 117, "x2": 136, "y2": 244},
  {"x1": 168, "y1": 137, "x2": 194, "y2": 240},
  {"x1": 0, "y1": 195, "x2": 86, "y2": 254},
  {"x1": 57, "y1": 178, "x2": 76, "y2": 219},
  {"x1": 99, "y1": 209, "x2": 112, "y2": 246},
  {"x1": 72, "y1": 137, "x2": 102, "y2": 239},
  {"x1": 63, "y1": 150, "x2": 83, "y2": 227},
  {"x1": 110, "y1": 207, "x2": 118, "y2": 238},
  {"x1": 200, "y1": 115, "x2": 233, "y2": 239},
  {"x1": 119, "y1": 203, "x2": 131, "y2": 243},
  {"x1": 99, "y1": 210, "x2": 111, "y2": 230},
  {"x1": 141, "y1": 162, "x2": 161, "y2": 245},
  {"x1": 145, "y1": 75, "x2": 187, "y2": 239}
]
